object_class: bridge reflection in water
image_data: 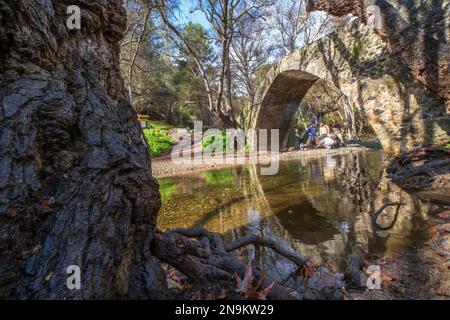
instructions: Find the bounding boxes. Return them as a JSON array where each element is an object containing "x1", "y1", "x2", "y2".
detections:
[{"x1": 157, "y1": 151, "x2": 436, "y2": 279}]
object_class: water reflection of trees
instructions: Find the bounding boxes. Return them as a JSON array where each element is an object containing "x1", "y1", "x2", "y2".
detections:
[{"x1": 158, "y1": 151, "x2": 437, "y2": 279}]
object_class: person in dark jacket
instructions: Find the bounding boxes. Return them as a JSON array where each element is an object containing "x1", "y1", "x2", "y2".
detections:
[{"x1": 306, "y1": 123, "x2": 318, "y2": 147}]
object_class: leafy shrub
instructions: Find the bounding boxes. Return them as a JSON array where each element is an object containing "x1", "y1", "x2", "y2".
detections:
[
  {"x1": 202, "y1": 130, "x2": 251, "y2": 153},
  {"x1": 143, "y1": 123, "x2": 174, "y2": 157},
  {"x1": 202, "y1": 131, "x2": 230, "y2": 152}
]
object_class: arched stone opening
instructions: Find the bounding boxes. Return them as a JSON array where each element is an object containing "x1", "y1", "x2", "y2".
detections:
[{"x1": 254, "y1": 70, "x2": 346, "y2": 150}]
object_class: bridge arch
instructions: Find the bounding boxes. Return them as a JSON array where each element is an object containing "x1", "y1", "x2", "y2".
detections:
[
  {"x1": 253, "y1": 21, "x2": 449, "y2": 154},
  {"x1": 255, "y1": 70, "x2": 320, "y2": 148}
]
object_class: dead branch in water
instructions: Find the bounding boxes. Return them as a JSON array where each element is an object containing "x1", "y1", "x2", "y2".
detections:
[{"x1": 371, "y1": 202, "x2": 405, "y2": 226}]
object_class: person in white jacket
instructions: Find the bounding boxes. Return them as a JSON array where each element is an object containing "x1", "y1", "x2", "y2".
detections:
[{"x1": 319, "y1": 136, "x2": 336, "y2": 149}]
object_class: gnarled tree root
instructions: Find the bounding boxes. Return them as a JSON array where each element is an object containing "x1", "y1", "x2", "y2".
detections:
[
  {"x1": 151, "y1": 227, "x2": 343, "y2": 300},
  {"x1": 387, "y1": 147, "x2": 450, "y2": 203}
]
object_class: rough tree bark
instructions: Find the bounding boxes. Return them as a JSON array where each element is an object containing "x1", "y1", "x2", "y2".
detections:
[
  {"x1": 306, "y1": 0, "x2": 450, "y2": 111},
  {"x1": 0, "y1": 0, "x2": 166, "y2": 299}
]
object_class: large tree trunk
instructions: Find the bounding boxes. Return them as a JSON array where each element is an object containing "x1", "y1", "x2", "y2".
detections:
[
  {"x1": 0, "y1": 0, "x2": 166, "y2": 299},
  {"x1": 306, "y1": 0, "x2": 450, "y2": 111}
]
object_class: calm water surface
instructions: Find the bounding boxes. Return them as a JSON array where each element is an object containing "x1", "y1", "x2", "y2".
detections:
[{"x1": 157, "y1": 151, "x2": 432, "y2": 277}]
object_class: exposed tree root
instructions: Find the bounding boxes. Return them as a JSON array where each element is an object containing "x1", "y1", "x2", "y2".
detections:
[
  {"x1": 151, "y1": 227, "x2": 344, "y2": 300},
  {"x1": 224, "y1": 234, "x2": 308, "y2": 267},
  {"x1": 387, "y1": 147, "x2": 450, "y2": 203}
]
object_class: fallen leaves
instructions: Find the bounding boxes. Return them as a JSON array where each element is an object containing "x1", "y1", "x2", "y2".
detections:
[
  {"x1": 235, "y1": 262, "x2": 254, "y2": 294},
  {"x1": 288, "y1": 263, "x2": 319, "y2": 283},
  {"x1": 234, "y1": 261, "x2": 274, "y2": 300},
  {"x1": 380, "y1": 272, "x2": 397, "y2": 283}
]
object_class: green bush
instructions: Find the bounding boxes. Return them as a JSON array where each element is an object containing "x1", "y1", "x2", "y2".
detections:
[
  {"x1": 202, "y1": 130, "x2": 251, "y2": 153},
  {"x1": 143, "y1": 123, "x2": 174, "y2": 157},
  {"x1": 202, "y1": 131, "x2": 230, "y2": 152}
]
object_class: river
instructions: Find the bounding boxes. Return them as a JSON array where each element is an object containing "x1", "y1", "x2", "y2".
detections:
[{"x1": 157, "y1": 150, "x2": 434, "y2": 280}]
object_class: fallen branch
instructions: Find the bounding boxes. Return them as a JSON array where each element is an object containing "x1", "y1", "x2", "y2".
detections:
[{"x1": 387, "y1": 148, "x2": 450, "y2": 200}]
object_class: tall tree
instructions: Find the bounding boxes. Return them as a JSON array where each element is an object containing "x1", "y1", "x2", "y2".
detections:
[
  {"x1": 196, "y1": 0, "x2": 273, "y2": 127},
  {"x1": 121, "y1": 0, "x2": 153, "y2": 106},
  {"x1": 0, "y1": 0, "x2": 165, "y2": 298},
  {"x1": 231, "y1": 13, "x2": 272, "y2": 126},
  {"x1": 267, "y1": 0, "x2": 332, "y2": 57},
  {"x1": 154, "y1": 0, "x2": 223, "y2": 124}
]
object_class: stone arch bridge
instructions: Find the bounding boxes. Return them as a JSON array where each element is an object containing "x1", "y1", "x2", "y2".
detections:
[{"x1": 253, "y1": 20, "x2": 449, "y2": 154}]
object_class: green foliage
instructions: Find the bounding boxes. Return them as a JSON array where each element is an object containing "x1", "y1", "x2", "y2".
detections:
[
  {"x1": 121, "y1": 18, "x2": 215, "y2": 127},
  {"x1": 182, "y1": 22, "x2": 215, "y2": 62},
  {"x1": 202, "y1": 131, "x2": 231, "y2": 152},
  {"x1": 202, "y1": 131, "x2": 252, "y2": 153},
  {"x1": 143, "y1": 123, "x2": 175, "y2": 157}
]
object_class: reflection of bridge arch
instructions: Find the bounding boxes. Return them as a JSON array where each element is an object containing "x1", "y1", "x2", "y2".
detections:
[
  {"x1": 242, "y1": 161, "x2": 363, "y2": 271},
  {"x1": 238, "y1": 155, "x2": 428, "y2": 273}
]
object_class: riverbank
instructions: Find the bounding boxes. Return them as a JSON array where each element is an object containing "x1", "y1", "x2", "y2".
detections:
[
  {"x1": 152, "y1": 145, "x2": 373, "y2": 177},
  {"x1": 348, "y1": 209, "x2": 450, "y2": 300}
]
